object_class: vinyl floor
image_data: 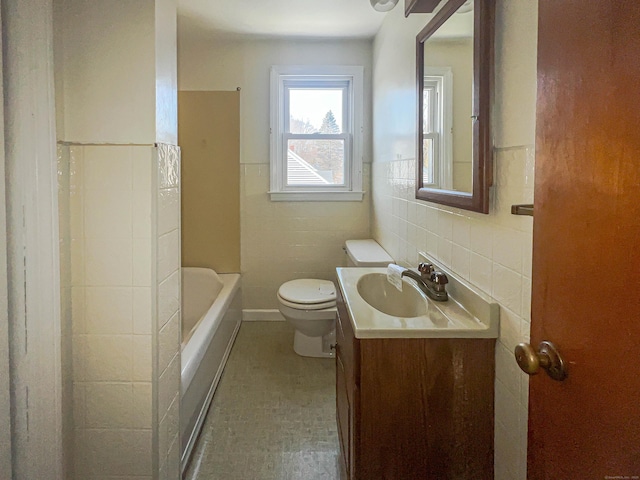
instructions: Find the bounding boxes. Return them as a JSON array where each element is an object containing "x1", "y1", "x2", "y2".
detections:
[{"x1": 184, "y1": 321, "x2": 339, "y2": 480}]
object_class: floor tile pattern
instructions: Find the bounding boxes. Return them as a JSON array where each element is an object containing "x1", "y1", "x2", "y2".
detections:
[{"x1": 184, "y1": 322, "x2": 339, "y2": 480}]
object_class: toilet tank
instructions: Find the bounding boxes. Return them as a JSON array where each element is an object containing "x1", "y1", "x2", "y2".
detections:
[{"x1": 344, "y1": 239, "x2": 394, "y2": 267}]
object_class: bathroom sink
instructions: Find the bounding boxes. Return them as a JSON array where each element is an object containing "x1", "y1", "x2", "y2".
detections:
[
  {"x1": 336, "y1": 266, "x2": 499, "y2": 339},
  {"x1": 356, "y1": 273, "x2": 427, "y2": 317}
]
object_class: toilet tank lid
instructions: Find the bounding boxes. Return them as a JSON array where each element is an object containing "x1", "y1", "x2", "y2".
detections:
[{"x1": 345, "y1": 239, "x2": 394, "y2": 267}]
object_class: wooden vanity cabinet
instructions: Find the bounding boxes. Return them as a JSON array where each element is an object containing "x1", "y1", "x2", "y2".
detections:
[{"x1": 335, "y1": 286, "x2": 495, "y2": 480}]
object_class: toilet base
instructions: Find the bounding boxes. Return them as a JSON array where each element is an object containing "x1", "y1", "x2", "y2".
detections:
[{"x1": 293, "y1": 329, "x2": 336, "y2": 359}]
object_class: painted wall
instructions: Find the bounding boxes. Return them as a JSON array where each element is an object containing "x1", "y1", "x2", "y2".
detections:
[
  {"x1": 372, "y1": 2, "x2": 538, "y2": 479},
  {"x1": 0, "y1": 11, "x2": 13, "y2": 478},
  {"x1": 156, "y1": 0, "x2": 179, "y2": 145},
  {"x1": 55, "y1": 0, "x2": 177, "y2": 144},
  {"x1": 4, "y1": 1, "x2": 64, "y2": 477},
  {"x1": 56, "y1": 0, "x2": 156, "y2": 143},
  {"x1": 178, "y1": 38, "x2": 372, "y2": 309},
  {"x1": 179, "y1": 90, "x2": 241, "y2": 273}
]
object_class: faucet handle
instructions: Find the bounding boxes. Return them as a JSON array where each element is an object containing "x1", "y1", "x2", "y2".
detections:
[
  {"x1": 430, "y1": 271, "x2": 449, "y2": 285},
  {"x1": 418, "y1": 263, "x2": 434, "y2": 276}
]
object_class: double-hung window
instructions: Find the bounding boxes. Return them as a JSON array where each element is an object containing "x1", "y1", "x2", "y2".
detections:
[
  {"x1": 270, "y1": 66, "x2": 364, "y2": 201},
  {"x1": 422, "y1": 67, "x2": 453, "y2": 190}
]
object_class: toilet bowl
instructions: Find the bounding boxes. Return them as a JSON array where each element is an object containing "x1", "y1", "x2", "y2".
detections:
[
  {"x1": 277, "y1": 239, "x2": 393, "y2": 358},
  {"x1": 277, "y1": 279, "x2": 337, "y2": 358}
]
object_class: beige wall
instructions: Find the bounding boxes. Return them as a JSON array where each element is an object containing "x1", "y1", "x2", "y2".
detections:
[
  {"x1": 55, "y1": 0, "x2": 177, "y2": 144},
  {"x1": 56, "y1": 0, "x2": 156, "y2": 143},
  {"x1": 372, "y1": 2, "x2": 538, "y2": 479},
  {"x1": 178, "y1": 38, "x2": 372, "y2": 309},
  {"x1": 179, "y1": 90, "x2": 240, "y2": 273}
]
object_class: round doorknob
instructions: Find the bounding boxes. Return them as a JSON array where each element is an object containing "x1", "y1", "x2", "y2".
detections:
[{"x1": 515, "y1": 341, "x2": 567, "y2": 381}]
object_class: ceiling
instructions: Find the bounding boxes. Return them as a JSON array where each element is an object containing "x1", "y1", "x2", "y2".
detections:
[{"x1": 177, "y1": 0, "x2": 390, "y2": 40}]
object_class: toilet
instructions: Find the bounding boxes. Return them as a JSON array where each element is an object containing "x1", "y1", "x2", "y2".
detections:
[{"x1": 277, "y1": 239, "x2": 393, "y2": 358}]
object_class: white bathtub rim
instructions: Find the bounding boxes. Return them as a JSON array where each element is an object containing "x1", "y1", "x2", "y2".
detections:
[{"x1": 181, "y1": 272, "x2": 241, "y2": 395}]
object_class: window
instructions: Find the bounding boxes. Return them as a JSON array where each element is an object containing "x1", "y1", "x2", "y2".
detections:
[
  {"x1": 270, "y1": 66, "x2": 364, "y2": 201},
  {"x1": 422, "y1": 67, "x2": 453, "y2": 189}
]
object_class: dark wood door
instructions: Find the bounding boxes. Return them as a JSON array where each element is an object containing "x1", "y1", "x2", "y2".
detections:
[{"x1": 529, "y1": 1, "x2": 640, "y2": 478}]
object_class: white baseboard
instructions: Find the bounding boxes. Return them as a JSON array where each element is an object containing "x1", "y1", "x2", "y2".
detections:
[{"x1": 242, "y1": 309, "x2": 285, "y2": 322}]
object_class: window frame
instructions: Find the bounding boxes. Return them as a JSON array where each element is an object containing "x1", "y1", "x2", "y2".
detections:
[
  {"x1": 269, "y1": 65, "x2": 364, "y2": 201},
  {"x1": 422, "y1": 67, "x2": 453, "y2": 190}
]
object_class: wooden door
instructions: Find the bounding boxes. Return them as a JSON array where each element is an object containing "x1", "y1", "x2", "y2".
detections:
[{"x1": 529, "y1": 1, "x2": 640, "y2": 478}]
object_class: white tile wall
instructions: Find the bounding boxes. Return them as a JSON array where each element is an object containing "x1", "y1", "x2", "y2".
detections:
[
  {"x1": 240, "y1": 163, "x2": 371, "y2": 309},
  {"x1": 65, "y1": 144, "x2": 155, "y2": 479},
  {"x1": 155, "y1": 143, "x2": 182, "y2": 479},
  {"x1": 63, "y1": 142, "x2": 182, "y2": 479},
  {"x1": 58, "y1": 145, "x2": 75, "y2": 479}
]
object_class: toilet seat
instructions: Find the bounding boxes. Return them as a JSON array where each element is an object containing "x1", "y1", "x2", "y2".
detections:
[
  {"x1": 277, "y1": 279, "x2": 336, "y2": 310},
  {"x1": 277, "y1": 293, "x2": 336, "y2": 310}
]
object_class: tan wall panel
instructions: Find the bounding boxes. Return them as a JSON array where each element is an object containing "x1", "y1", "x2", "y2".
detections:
[{"x1": 179, "y1": 90, "x2": 240, "y2": 273}]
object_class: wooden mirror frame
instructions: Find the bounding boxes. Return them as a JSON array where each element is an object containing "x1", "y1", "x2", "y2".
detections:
[{"x1": 416, "y1": 0, "x2": 494, "y2": 213}]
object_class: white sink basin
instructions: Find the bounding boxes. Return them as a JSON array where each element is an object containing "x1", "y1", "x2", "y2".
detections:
[
  {"x1": 336, "y1": 266, "x2": 499, "y2": 339},
  {"x1": 356, "y1": 273, "x2": 427, "y2": 317}
]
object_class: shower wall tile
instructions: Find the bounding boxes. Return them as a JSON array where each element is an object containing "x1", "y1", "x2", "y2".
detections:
[
  {"x1": 84, "y1": 287, "x2": 133, "y2": 334},
  {"x1": 133, "y1": 238, "x2": 152, "y2": 286},
  {"x1": 133, "y1": 382, "x2": 153, "y2": 430},
  {"x1": 158, "y1": 269, "x2": 180, "y2": 329},
  {"x1": 154, "y1": 143, "x2": 181, "y2": 478},
  {"x1": 84, "y1": 383, "x2": 134, "y2": 428},
  {"x1": 81, "y1": 429, "x2": 152, "y2": 477},
  {"x1": 133, "y1": 287, "x2": 152, "y2": 335},
  {"x1": 158, "y1": 229, "x2": 180, "y2": 282},
  {"x1": 158, "y1": 187, "x2": 180, "y2": 236},
  {"x1": 84, "y1": 335, "x2": 133, "y2": 382},
  {"x1": 84, "y1": 238, "x2": 133, "y2": 286},
  {"x1": 159, "y1": 311, "x2": 180, "y2": 374},
  {"x1": 66, "y1": 144, "x2": 155, "y2": 479},
  {"x1": 133, "y1": 334, "x2": 153, "y2": 382},
  {"x1": 133, "y1": 187, "x2": 153, "y2": 239},
  {"x1": 83, "y1": 187, "x2": 132, "y2": 238}
]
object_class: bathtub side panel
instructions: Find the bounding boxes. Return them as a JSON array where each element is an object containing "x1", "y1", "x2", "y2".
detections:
[{"x1": 180, "y1": 285, "x2": 242, "y2": 467}]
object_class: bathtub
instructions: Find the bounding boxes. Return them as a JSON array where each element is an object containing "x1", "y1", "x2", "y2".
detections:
[{"x1": 180, "y1": 267, "x2": 242, "y2": 471}]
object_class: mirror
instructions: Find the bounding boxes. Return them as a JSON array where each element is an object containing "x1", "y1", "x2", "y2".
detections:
[{"x1": 416, "y1": 0, "x2": 494, "y2": 213}]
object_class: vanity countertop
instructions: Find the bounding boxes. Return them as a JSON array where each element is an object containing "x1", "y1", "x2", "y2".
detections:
[{"x1": 335, "y1": 266, "x2": 499, "y2": 339}]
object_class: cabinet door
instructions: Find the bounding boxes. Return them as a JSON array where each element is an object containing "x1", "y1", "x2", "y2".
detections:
[
  {"x1": 336, "y1": 287, "x2": 358, "y2": 388},
  {"x1": 336, "y1": 354, "x2": 350, "y2": 479}
]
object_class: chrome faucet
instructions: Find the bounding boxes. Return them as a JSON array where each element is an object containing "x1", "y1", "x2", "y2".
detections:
[{"x1": 401, "y1": 263, "x2": 449, "y2": 302}]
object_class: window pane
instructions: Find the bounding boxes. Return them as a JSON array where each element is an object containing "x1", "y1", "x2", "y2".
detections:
[
  {"x1": 287, "y1": 139, "x2": 345, "y2": 185},
  {"x1": 289, "y1": 89, "x2": 343, "y2": 133},
  {"x1": 423, "y1": 138, "x2": 434, "y2": 184},
  {"x1": 423, "y1": 87, "x2": 434, "y2": 133}
]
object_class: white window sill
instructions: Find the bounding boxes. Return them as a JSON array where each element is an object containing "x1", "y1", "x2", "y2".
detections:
[{"x1": 269, "y1": 191, "x2": 365, "y2": 202}]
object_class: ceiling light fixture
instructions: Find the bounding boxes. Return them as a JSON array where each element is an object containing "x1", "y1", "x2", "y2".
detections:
[{"x1": 370, "y1": 0, "x2": 399, "y2": 12}]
